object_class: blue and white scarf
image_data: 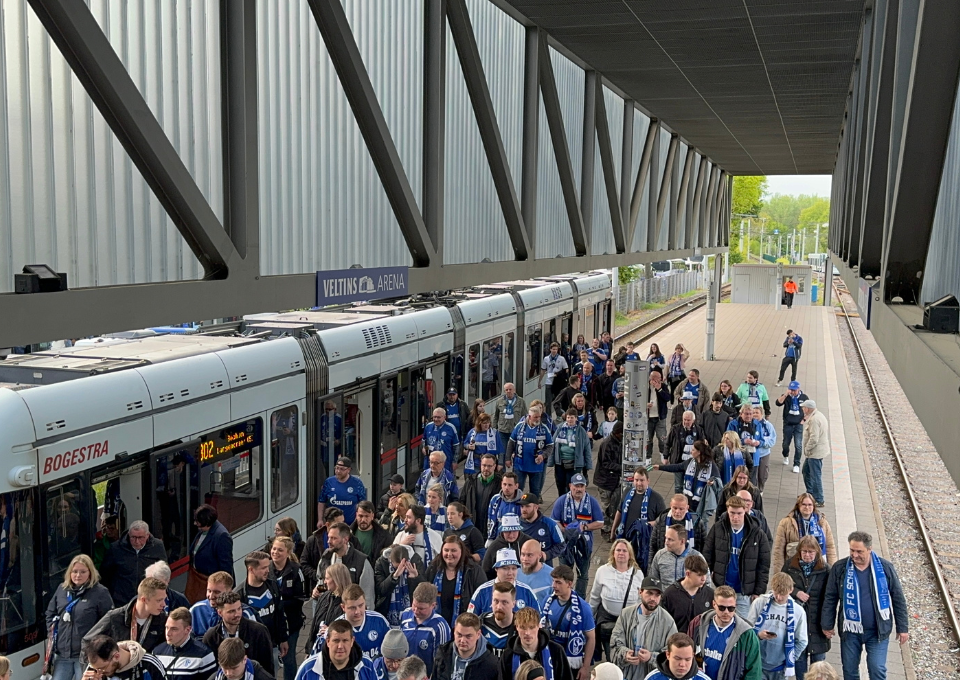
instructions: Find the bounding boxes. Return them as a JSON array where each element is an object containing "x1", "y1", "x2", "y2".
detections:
[
  {"x1": 616, "y1": 488, "x2": 650, "y2": 538},
  {"x1": 466, "y1": 430, "x2": 499, "y2": 474},
  {"x1": 426, "y1": 507, "x2": 448, "y2": 532},
  {"x1": 664, "y1": 513, "x2": 696, "y2": 552},
  {"x1": 423, "y1": 531, "x2": 435, "y2": 565},
  {"x1": 669, "y1": 354, "x2": 682, "y2": 378},
  {"x1": 433, "y1": 567, "x2": 464, "y2": 618},
  {"x1": 215, "y1": 659, "x2": 256, "y2": 680},
  {"x1": 388, "y1": 572, "x2": 410, "y2": 626},
  {"x1": 682, "y1": 460, "x2": 711, "y2": 503},
  {"x1": 843, "y1": 552, "x2": 891, "y2": 633},
  {"x1": 539, "y1": 591, "x2": 585, "y2": 659},
  {"x1": 754, "y1": 595, "x2": 796, "y2": 676},
  {"x1": 794, "y1": 511, "x2": 827, "y2": 557},
  {"x1": 512, "y1": 644, "x2": 556, "y2": 680},
  {"x1": 722, "y1": 447, "x2": 745, "y2": 484}
]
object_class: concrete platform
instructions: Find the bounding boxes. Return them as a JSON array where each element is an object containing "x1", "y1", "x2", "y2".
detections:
[{"x1": 532, "y1": 302, "x2": 908, "y2": 679}]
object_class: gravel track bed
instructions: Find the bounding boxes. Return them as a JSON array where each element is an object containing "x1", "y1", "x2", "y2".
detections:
[{"x1": 836, "y1": 287, "x2": 960, "y2": 678}]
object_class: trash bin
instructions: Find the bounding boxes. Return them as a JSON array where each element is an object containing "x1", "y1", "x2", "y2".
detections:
[{"x1": 812, "y1": 284, "x2": 818, "y2": 303}]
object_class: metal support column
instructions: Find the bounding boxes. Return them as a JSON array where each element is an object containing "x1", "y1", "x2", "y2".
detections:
[
  {"x1": 705, "y1": 253, "x2": 722, "y2": 361},
  {"x1": 581, "y1": 71, "x2": 598, "y2": 247},
  {"x1": 622, "y1": 359, "x2": 650, "y2": 472},
  {"x1": 520, "y1": 27, "x2": 540, "y2": 252},
  {"x1": 423, "y1": 0, "x2": 446, "y2": 260}
]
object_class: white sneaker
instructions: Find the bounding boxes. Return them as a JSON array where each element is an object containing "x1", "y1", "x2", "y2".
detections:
[
  {"x1": 783, "y1": 457, "x2": 789, "y2": 466},
  {"x1": 793, "y1": 465, "x2": 800, "y2": 473},
  {"x1": 776, "y1": 381, "x2": 782, "y2": 387}
]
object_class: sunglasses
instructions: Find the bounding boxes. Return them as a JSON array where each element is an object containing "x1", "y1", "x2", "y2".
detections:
[{"x1": 715, "y1": 604, "x2": 737, "y2": 612}]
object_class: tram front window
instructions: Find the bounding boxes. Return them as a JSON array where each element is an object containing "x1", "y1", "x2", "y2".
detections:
[{"x1": 0, "y1": 491, "x2": 39, "y2": 652}]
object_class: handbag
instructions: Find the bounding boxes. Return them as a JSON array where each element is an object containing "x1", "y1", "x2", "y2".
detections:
[
  {"x1": 595, "y1": 568, "x2": 636, "y2": 630},
  {"x1": 185, "y1": 566, "x2": 208, "y2": 604},
  {"x1": 41, "y1": 623, "x2": 55, "y2": 678}
]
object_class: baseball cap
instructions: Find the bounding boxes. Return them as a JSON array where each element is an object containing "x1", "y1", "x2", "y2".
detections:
[
  {"x1": 681, "y1": 391, "x2": 695, "y2": 400},
  {"x1": 788, "y1": 380, "x2": 801, "y2": 390},
  {"x1": 446, "y1": 387, "x2": 458, "y2": 395},
  {"x1": 801, "y1": 399, "x2": 816, "y2": 409},
  {"x1": 493, "y1": 548, "x2": 521, "y2": 569},
  {"x1": 518, "y1": 493, "x2": 539, "y2": 506},
  {"x1": 389, "y1": 473, "x2": 404, "y2": 485},
  {"x1": 500, "y1": 515, "x2": 522, "y2": 532},
  {"x1": 640, "y1": 576, "x2": 663, "y2": 592},
  {"x1": 570, "y1": 473, "x2": 587, "y2": 486},
  {"x1": 336, "y1": 457, "x2": 353, "y2": 469}
]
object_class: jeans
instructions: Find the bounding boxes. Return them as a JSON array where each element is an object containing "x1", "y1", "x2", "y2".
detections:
[
  {"x1": 778, "y1": 356, "x2": 798, "y2": 381},
  {"x1": 802, "y1": 457, "x2": 824, "y2": 504},
  {"x1": 674, "y1": 471, "x2": 684, "y2": 494},
  {"x1": 647, "y1": 418, "x2": 667, "y2": 461},
  {"x1": 785, "y1": 292, "x2": 795, "y2": 309},
  {"x1": 554, "y1": 466, "x2": 581, "y2": 494},
  {"x1": 280, "y1": 629, "x2": 300, "y2": 680},
  {"x1": 751, "y1": 454, "x2": 770, "y2": 492},
  {"x1": 516, "y1": 469, "x2": 545, "y2": 498},
  {"x1": 53, "y1": 658, "x2": 85, "y2": 680},
  {"x1": 736, "y1": 594, "x2": 752, "y2": 619},
  {"x1": 561, "y1": 545, "x2": 591, "y2": 597},
  {"x1": 795, "y1": 650, "x2": 827, "y2": 679},
  {"x1": 841, "y1": 631, "x2": 889, "y2": 680},
  {"x1": 782, "y1": 422, "x2": 803, "y2": 466}
]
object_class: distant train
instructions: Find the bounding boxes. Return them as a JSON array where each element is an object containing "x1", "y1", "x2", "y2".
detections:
[{"x1": 0, "y1": 271, "x2": 611, "y2": 669}]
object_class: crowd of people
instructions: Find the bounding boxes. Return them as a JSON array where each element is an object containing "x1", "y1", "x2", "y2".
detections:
[{"x1": 46, "y1": 331, "x2": 910, "y2": 680}]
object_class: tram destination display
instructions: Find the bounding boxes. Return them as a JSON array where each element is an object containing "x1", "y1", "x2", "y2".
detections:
[{"x1": 197, "y1": 419, "x2": 262, "y2": 466}]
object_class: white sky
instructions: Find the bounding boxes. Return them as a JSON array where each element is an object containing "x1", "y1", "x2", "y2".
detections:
[{"x1": 764, "y1": 175, "x2": 832, "y2": 198}]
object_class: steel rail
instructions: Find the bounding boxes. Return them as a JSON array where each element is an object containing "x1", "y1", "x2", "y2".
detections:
[{"x1": 614, "y1": 284, "x2": 730, "y2": 343}]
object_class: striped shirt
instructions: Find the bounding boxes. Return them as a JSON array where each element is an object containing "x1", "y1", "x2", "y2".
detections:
[{"x1": 154, "y1": 638, "x2": 217, "y2": 680}]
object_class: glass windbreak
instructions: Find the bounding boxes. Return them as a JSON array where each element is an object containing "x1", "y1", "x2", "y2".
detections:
[
  {"x1": 197, "y1": 418, "x2": 264, "y2": 533},
  {"x1": 270, "y1": 406, "x2": 300, "y2": 512},
  {"x1": 0, "y1": 490, "x2": 38, "y2": 653}
]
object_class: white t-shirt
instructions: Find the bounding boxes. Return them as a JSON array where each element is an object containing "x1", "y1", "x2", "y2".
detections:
[{"x1": 541, "y1": 354, "x2": 569, "y2": 386}]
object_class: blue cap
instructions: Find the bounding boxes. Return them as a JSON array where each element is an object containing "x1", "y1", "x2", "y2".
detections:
[
  {"x1": 788, "y1": 381, "x2": 801, "y2": 390},
  {"x1": 570, "y1": 473, "x2": 587, "y2": 486}
]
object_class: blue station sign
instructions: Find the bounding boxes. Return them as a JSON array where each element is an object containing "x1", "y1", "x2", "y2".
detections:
[{"x1": 316, "y1": 266, "x2": 409, "y2": 306}]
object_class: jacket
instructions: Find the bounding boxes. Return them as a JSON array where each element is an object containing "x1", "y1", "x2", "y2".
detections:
[
  {"x1": 648, "y1": 548, "x2": 705, "y2": 588},
  {"x1": 306, "y1": 591, "x2": 343, "y2": 654},
  {"x1": 771, "y1": 513, "x2": 838, "y2": 574},
  {"x1": 645, "y1": 651, "x2": 711, "y2": 680},
  {"x1": 271, "y1": 560, "x2": 307, "y2": 632},
  {"x1": 802, "y1": 410, "x2": 830, "y2": 459},
  {"x1": 112, "y1": 641, "x2": 167, "y2": 680},
  {"x1": 725, "y1": 419, "x2": 762, "y2": 468},
  {"x1": 424, "y1": 562, "x2": 485, "y2": 623},
  {"x1": 648, "y1": 511, "x2": 706, "y2": 566},
  {"x1": 699, "y1": 388, "x2": 740, "y2": 416},
  {"x1": 718, "y1": 483, "x2": 764, "y2": 515},
  {"x1": 648, "y1": 384, "x2": 673, "y2": 420},
  {"x1": 752, "y1": 418, "x2": 777, "y2": 460},
  {"x1": 433, "y1": 639, "x2": 502, "y2": 680},
  {"x1": 217, "y1": 661, "x2": 272, "y2": 680},
  {"x1": 153, "y1": 636, "x2": 217, "y2": 680},
  {"x1": 661, "y1": 581, "x2": 714, "y2": 634},
  {"x1": 44, "y1": 582, "x2": 114, "y2": 659},
  {"x1": 317, "y1": 546, "x2": 375, "y2": 605},
  {"x1": 203, "y1": 617, "x2": 275, "y2": 675},
  {"x1": 100, "y1": 532, "x2": 169, "y2": 606},
  {"x1": 820, "y1": 556, "x2": 909, "y2": 639},
  {"x1": 668, "y1": 403, "x2": 699, "y2": 430},
  {"x1": 373, "y1": 551, "x2": 426, "y2": 616},
  {"x1": 689, "y1": 610, "x2": 762, "y2": 680},
  {"x1": 775, "y1": 391, "x2": 809, "y2": 426},
  {"x1": 673, "y1": 378, "x2": 705, "y2": 410},
  {"x1": 236, "y1": 578, "x2": 288, "y2": 648},
  {"x1": 84, "y1": 599, "x2": 167, "y2": 652},
  {"x1": 444, "y1": 519, "x2": 487, "y2": 560},
  {"x1": 493, "y1": 395, "x2": 528, "y2": 435},
  {"x1": 459, "y1": 472, "x2": 502, "y2": 540},
  {"x1": 664, "y1": 424, "x2": 706, "y2": 465},
  {"x1": 416, "y1": 468, "x2": 460, "y2": 505},
  {"x1": 499, "y1": 630, "x2": 572, "y2": 680},
  {"x1": 546, "y1": 423, "x2": 593, "y2": 471},
  {"x1": 597, "y1": 371, "x2": 619, "y2": 411},
  {"x1": 703, "y1": 514, "x2": 771, "y2": 598},
  {"x1": 734, "y1": 382, "x2": 770, "y2": 416},
  {"x1": 551, "y1": 386, "x2": 580, "y2": 418},
  {"x1": 701, "y1": 408, "x2": 731, "y2": 448},
  {"x1": 593, "y1": 433, "x2": 623, "y2": 492},
  {"x1": 190, "y1": 521, "x2": 235, "y2": 586},
  {"x1": 349, "y1": 519, "x2": 394, "y2": 568},
  {"x1": 519, "y1": 512, "x2": 565, "y2": 563},
  {"x1": 302, "y1": 529, "x2": 362, "y2": 586},
  {"x1": 436, "y1": 398, "x2": 470, "y2": 439},
  {"x1": 295, "y1": 641, "x2": 378, "y2": 680},
  {"x1": 481, "y1": 532, "x2": 535, "y2": 579},
  {"x1": 783, "y1": 554, "x2": 831, "y2": 655},
  {"x1": 610, "y1": 602, "x2": 677, "y2": 680}
]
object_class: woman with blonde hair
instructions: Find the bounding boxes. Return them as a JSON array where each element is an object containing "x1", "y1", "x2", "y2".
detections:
[
  {"x1": 772, "y1": 493, "x2": 837, "y2": 574},
  {"x1": 306, "y1": 563, "x2": 352, "y2": 653},
  {"x1": 589, "y1": 539, "x2": 642, "y2": 660},
  {"x1": 270, "y1": 536, "x2": 305, "y2": 680},
  {"x1": 712, "y1": 431, "x2": 745, "y2": 485},
  {"x1": 804, "y1": 661, "x2": 840, "y2": 680},
  {"x1": 44, "y1": 554, "x2": 113, "y2": 680},
  {"x1": 381, "y1": 492, "x2": 416, "y2": 536},
  {"x1": 515, "y1": 659, "x2": 546, "y2": 680}
]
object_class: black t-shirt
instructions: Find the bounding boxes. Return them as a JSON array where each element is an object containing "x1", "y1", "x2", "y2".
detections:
[{"x1": 440, "y1": 573, "x2": 457, "y2": 625}]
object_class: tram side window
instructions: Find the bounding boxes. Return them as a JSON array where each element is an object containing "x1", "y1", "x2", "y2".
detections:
[
  {"x1": 481, "y1": 337, "x2": 502, "y2": 400},
  {"x1": 560, "y1": 317, "x2": 572, "y2": 358},
  {"x1": 270, "y1": 406, "x2": 300, "y2": 512},
  {"x1": 319, "y1": 398, "x2": 344, "y2": 478},
  {"x1": 525, "y1": 324, "x2": 542, "y2": 381},
  {"x1": 199, "y1": 418, "x2": 263, "y2": 533},
  {"x1": 45, "y1": 480, "x2": 86, "y2": 598},
  {"x1": 0, "y1": 491, "x2": 38, "y2": 648},
  {"x1": 503, "y1": 332, "x2": 515, "y2": 387},
  {"x1": 467, "y1": 343, "x2": 480, "y2": 401}
]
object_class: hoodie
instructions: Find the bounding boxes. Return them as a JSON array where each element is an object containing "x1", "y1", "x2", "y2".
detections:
[
  {"x1": 432, "y1": 638, "x2": 501, "y2": 680},
  {"x1": 499, "y1": 630, "x2": 572, "y2": 680},
  {"x1": 644, "y1": 650, "x2": 711, "y2": 680},
  {"x1": 112, "y1": 641, "x2": 167, "y2": 680},
  {"x1": 294, "y1": 641, "x2": 379, "y2": 680}
]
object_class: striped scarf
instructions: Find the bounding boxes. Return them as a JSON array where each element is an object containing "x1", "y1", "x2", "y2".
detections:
[
  {"x1": 754, "y1": 595, "x2": 796, "y2": 676},
  {"x1": 795, "y1": 512, "x2": 827, "y2": 557},
  {"x1": 434, "y1": 568, "x2": 464, "y2": 618},
  {"x1": 387, "y1": 572, "x2": 410, "y2": 626},
  {"x1": 615, "y1": 488, "x2": 650, "y2": 538},
  {"x1": 843, "y1": 552, "x2": 891, "y2": 633}
]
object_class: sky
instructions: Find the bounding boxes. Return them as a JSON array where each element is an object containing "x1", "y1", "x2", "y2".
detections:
[{"x1": 764, "y1": 175, "x2": 832, "y2": 198}]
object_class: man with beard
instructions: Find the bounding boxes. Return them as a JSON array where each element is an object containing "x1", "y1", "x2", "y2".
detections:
[
  {"x1": 664, "y1": 412, "x2": 705, "y2": 493},
  {"x1": 480, "y1": 582, "x2": 517, "y2": 656},
  {"x1": 517, "y1": 539, "x2": 554, "y2": 605},
  {"x1": 688, "y1": 586, "x2": 762, "y2": 680},
  {"x1": 609, "y1": 578, "x2": 677, "y2": 680},
  {"x1": 294, "y1": 619, "x2": 379, "y2": 680},
  {"x1": 394, "y1": 506, "x2": 444, "y2": 566},
  {"x1": 351, "y1": 500, "x2": 393, "y2": 566}
]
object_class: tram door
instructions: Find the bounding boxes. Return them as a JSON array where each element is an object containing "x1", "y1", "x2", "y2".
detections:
[{"x1": 343, "y1": 387, "x2": 374, "y2": 503}]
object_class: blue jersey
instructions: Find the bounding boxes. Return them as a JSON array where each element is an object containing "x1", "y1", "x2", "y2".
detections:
[
  {"x1": 320, "y1": 612, "x2": 391, "y2": 660},
  {"x1": 443, "y1": 402, "x2": 465, "y2": 438},
  {"x1": 541, "y1": 594, "x2": 595, "y2": 665},
  {"x1": 487, "y1": 493, "x2": 522, "y2": 539},
  {"x1": 520, "y1": 513, "x2": 565, "y2": 562},
  {"x1": 464, "y1": 428, "x2": 503, "y2": 472},
  {"x1": 725, "y1": 528, "x2": 744, "y2": 592},
  {"x1": 481, "y1": 612, "x2": 515, "y2": 656},
  {"x1": 318, "y1": 475, "x2": 367, "y2": 525},
  {"x1": 425, "y1": 507, "x2": 447, "y2": 533},
  {"x1": 551, "y1": 492, "x2": 604, "y2": 550},
  {"x1": 467, "y1": 579, "x2": 539, "y2": 615},
  {"x1": 509, "y1": 422, "x2": 553, "y2": 473},
  {"x1": 422, "y1": 422, "x2": 460, "y2": 471},
  {"x1": 702, "y1": 620, "x2": 736, "y2": 680},
  {"x1": 188, "y1": 601, "x2": 257, "y2": 637},
  {"x1": 517, "y1": 564, "x2": 554, "y2": 605},
  {"x1": 400, "y1": 610, "x2": 450, "y2": 676},
  {"x1": 297, "y1": 654, "x2": 379, "y2": 680}
]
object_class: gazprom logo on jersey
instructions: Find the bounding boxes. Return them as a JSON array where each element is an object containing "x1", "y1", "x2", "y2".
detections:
[{"x1": 316, "y1": 266, "x2": 409, "y2": 305}]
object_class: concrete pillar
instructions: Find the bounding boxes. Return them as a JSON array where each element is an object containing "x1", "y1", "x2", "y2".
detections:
[
  {"x1": 705, "y1": 254, "x2": 722, "y2": 360},
  {"x1": 622, "y1": 358, "x2": 651, "y2": 470}
]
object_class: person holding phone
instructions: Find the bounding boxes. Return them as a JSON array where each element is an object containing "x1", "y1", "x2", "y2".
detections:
[
  {"x1": 609, "y1": 578, "x2": 676, "y2": 680},
  {"x1": 748, "y1": 573, "x2": 808, "y2": 679}
]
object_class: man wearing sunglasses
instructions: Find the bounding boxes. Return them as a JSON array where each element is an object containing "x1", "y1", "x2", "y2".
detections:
[{"x1": 688, "y1": 585, "x2": 761, "y2": 680}]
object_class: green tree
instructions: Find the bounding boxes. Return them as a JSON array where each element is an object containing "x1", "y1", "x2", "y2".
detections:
[
  {"x1": 761, "y1": 194, "x2": 819, "y2": 230},
  {"x1": 732, "y1": 176, "x2": 767, "y2": 216}
]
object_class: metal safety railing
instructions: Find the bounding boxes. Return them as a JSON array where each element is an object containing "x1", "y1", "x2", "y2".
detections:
[{"x1": 615, "y1": 270, "x2": 710, "y2": 313}]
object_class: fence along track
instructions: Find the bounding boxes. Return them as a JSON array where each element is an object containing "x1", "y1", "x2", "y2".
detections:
[{"x1": 615, "y1": 284, "x2": 730, "y2": 344}]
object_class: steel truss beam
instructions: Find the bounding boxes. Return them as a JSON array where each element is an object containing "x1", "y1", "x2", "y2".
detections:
[
  {"x1": 689, "y1": 157, "x2": 708, "y2": 248},
  {"x1": 27, "y1": 0, "x2": 240, "y2": 279},
  {"x1": 881, "y1": 0, "x2": 960, "y2": 302},
  {"x1": 423, "y1": 0, "x2": 446, "y2": 259},
  {"x1": 628, "y1": 120, "x2": 660, "y2": 249},
  {"x1": 593, "y1": 79, "x2": 626, "y2": 253},
  {"x1": 675, "y1": 148, "x2": 696, "y2": 249},
  {"x1": 847, "y1": 9, "x2": 874, "y2": 267},
  {"x1": 520, "y1": 27, "x2": 540, "y2": 252},
  {"x1": 654, "y1": 134, "x2": 680, "y2": 249},
  {"x1": 307, "y1": 0, "x2": 435, "y2": 266},
  {"x1": 580, "y1": 71, "x2": 598, "y2": 246}
]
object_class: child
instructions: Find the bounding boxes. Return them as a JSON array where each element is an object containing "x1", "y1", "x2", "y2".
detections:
[
  {"x1": 424, "y1": 486, "x2": 447, "y2": 532},
  {"x1": 599, "y1": 407, "x2": 619, "y2": 439}
]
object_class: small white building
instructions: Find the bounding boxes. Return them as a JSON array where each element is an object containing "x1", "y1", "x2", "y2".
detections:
[{"x1": 731, "y1": 264, "x2": 814, "y2": 306}]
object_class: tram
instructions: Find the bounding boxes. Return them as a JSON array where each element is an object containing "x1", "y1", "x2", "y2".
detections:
[{"x1": 0, "y1": 272, "x2": 611, "y2": 669}]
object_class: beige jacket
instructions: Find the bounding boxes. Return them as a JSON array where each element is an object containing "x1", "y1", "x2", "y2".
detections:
[
  {"x1": 771, "y1": 513, "x2": 838, "y2": 574},
  {"x1": 802, "y1": 409, "x2": 829, "y2": 459}
]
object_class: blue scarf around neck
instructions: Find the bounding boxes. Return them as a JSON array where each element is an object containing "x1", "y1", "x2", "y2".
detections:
[
  {"x1": 754, "y1": 595, "x2": 796, "y2": 676},
  {"x1": 387, "y1": 572, "x2": 410, "y2": 626},
  {"x1": 682, "y1": 461, "x2": 711, "y2": 503},
  {"x1": 843, "y1": 552, "x2": 891, "y2": 633},
  {"x1": 722, "y1": 447, "x2": 744, "y2": 484},
  {"x1": 434, "y1": 567, "x2": 464, "y2": 620},
  {"x1": 616, "y1": 488, "x2": 651, "y2": 538},
  {"x1": 794, "y1": 511, "x2": 827, "y2": 557}
]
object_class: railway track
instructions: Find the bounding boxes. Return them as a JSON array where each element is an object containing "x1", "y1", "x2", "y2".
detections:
[
  {"x1": 834, "y1": 279, "x2": 960, "y2": 670},
  {"x1": 614, "y1": 284, "x2": 731, "y2": 345}
]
